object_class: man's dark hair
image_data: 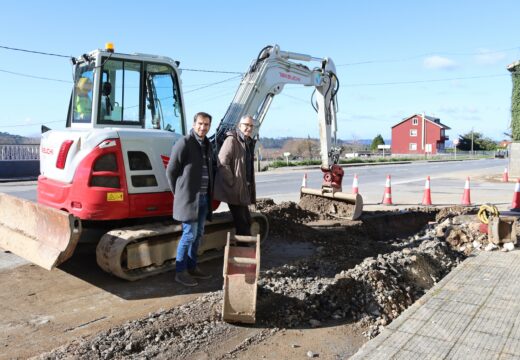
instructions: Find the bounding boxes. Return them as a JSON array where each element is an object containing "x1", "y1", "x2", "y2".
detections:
[{"x1": 193, "y1": 112, "x2": 212, "y2": 123}]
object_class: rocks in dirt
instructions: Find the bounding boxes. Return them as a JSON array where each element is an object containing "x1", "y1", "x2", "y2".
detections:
[
  {"x1": 255, "y1": 198, "x2": 320, "y2": 240},
  {"x1": 38, "y1": 200, "x2": 479, "y2": 358}
]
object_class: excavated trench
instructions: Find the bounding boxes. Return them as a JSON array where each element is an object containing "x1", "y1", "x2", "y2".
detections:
[{"x1": 37, "y1": 200, "x2": 476, "y2": 360}]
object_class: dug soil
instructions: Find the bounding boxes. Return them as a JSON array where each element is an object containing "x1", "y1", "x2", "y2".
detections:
[{"x1": 1, "y1": 199, "x2": 498, "y2": 360}]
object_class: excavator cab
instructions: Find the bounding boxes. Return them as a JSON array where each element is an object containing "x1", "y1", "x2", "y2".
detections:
[{"x1": 67, "y1": 44, "x2": 186, "y2": 134}]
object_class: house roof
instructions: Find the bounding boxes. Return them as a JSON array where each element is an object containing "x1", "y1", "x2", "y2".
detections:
[{"x1": 391, "y1": 114, "x2": 451, "y2": 130}]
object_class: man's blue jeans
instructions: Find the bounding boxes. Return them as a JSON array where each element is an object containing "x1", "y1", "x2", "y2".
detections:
[{"x1": 176, "y1": 193, "x2": 208, "y2": 273}]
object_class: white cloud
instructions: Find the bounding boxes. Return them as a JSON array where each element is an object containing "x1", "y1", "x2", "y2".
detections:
[
  {"x1": 423, "y1": 56, "x2": 458, "y2": 70},
  {"x1": 474, "y1": 48, "x2": 506, "y2": 65}
]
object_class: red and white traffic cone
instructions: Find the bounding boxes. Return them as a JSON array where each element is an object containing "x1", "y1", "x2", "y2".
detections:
[
  {"x1": 301, "y1": 173, "x2": 307, "y2": 188},
  {"x1": 502, "y1": 167, "x2": 509, "y2": 182},
  {"x1": 461, "y1": 177, "x2": 472, "y2": 206},
  {"x1": 382, "y1": 175, "x2": 393, "y2": 205},
  {"x1": 422, "y1": 176, "x2": 432, "y2": 206},
  {"x1": 352, "y1": 173, "x2": 359, "y2": 194},
  {"x1": 511, "y1": 179, "x2": 520, "y2": 211}
]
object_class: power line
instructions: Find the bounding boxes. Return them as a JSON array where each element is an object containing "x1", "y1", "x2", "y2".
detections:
[
  {"x1": 0, "y1": 119, "x2": 63, "y2": 129},
  {"x1": 337, "y1": 46, "x2": 520, "y2": 67},
  {"x1": 0, "y1": 45, "x2": 70, "y2": 58},
  {"x1": 0, "y1": 68, "x2": 71, "y2": 83},
  {"x1": 180, "y1": 68, "x2": 243, "y2": 75},
  {"x1": 345, "y1": 74, "x2": 508, "y2": 87},
  {"x1": 0, "y1": 44, "x2": 245, "y2": 75},
  {"x1": 184, "y1": 74, "x2": 242, "y2": 94}
]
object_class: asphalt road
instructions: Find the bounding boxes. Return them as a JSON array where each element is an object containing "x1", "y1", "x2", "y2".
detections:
[
  {"x1": 0, "y1": 158, "x2": 508, "y2": 204},
  {"x1": 257, "y1": 158, "x2": 510, "y2": 205}
]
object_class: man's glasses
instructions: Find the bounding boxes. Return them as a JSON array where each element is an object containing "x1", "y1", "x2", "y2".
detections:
[{"x1": 240, "y1": 123, "x2": 254, "y2": 128}]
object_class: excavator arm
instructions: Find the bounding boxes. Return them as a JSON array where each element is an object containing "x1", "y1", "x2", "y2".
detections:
[
  {"x1": 213, "y1": 45, "x2": 361, "y2": 219},
  {"x1": 213, "y1": 45, "x2": 343, "y2": 190}
]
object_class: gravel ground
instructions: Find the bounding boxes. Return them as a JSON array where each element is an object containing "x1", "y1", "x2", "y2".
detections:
[{"x1": 35, "y1": 200, "x2": 509, "y2": 360}]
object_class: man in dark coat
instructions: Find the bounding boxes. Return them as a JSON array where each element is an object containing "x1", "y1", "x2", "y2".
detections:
[
  {"x1": 166, "y1": 112, "x2": 214, "y2": 287},
  {"x1": 214, "y1": 115, "x2": 256, "y2": 235}
]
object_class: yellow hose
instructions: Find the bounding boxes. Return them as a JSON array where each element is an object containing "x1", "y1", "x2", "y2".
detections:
[{"x1": 477, "y1": 204, "x2": 499, "y2": 224}]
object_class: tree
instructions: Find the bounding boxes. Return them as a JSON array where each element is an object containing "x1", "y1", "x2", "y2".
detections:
[
  {"x1": 456, "y1": 131, "x2": 497, "y2": 151},
  {"x1": 370, "y1": 134, "x2": 385, "y2": 151},
  {"x1": 509, "y1": 64, "x2": 520, "y2": 141}
]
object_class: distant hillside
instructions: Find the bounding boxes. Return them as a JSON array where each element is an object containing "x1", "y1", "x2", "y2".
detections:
[
  {"x1": 259, "y1": 137, "x2": 390, "y2": 149},
  {"x1": 0, "y1": 132, "x2": 39, "y2": 145}
]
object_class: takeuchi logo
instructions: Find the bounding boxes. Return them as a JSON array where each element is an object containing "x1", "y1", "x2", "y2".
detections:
[
  {"x1": 41, "y1": 147, "x2": 53, "y2": 155},
  {"x1": 279, "y1": 72, "x2": 301, "y2": 82}
]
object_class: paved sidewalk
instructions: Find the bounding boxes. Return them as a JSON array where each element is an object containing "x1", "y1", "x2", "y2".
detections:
[{"x1": 351, "y1": 250, "x2": 520, "y2": 359}]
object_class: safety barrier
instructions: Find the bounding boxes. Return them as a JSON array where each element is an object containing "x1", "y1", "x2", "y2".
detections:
[{"x1": 0, "y1": 145, "x2": 39, "y2": 160}]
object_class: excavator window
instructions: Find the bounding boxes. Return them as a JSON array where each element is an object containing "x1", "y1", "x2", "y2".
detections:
[
  {"x1": 144, "y1": 63, "x2": 184, "y2": 134},
  {"x1": 72, "y1": 64, "x2": 94, "y2": 124},
  {"x1": 98, "y1": 58, "x2": 142, "y2": 125}
]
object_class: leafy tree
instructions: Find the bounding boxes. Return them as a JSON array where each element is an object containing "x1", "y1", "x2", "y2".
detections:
[
  {"x1": 510, "y1": 64, "x2": 520, "y2": 141},
  {"x1": 370, "y1": 134, "x2": 385, "y2": 151},
  {"x1": 456, "y1": 131, "x2": 497, "y2": 151}
]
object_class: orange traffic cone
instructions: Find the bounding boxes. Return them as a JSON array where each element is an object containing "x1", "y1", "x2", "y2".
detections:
[
  {"x1": 301, "y1": 173, "x2": 307, "y2": 188},
  {"x1": 461, "y1": 177, "x2": 472, "y2": 206},
  {"x1": 382, "y1": 175, "x2": 393, "y2": 205},
  {"x1": 422, "y1": 176, "x2": 432, "y2": 206},
  {"x1": 511, "y1": 179, "x2": 520, "y2": 211},
  {"x1": 502, "y1": 168, "x2": 509, "y2": 182},
  {"x1": 352, "y1": 173, "x2": 359, "y2": 194}
]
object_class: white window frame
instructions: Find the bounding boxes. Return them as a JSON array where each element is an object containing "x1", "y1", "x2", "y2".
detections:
[
  {"x1": 412, "y1": 117, "x2": 418, "y2": 125},
  {"x1": 410, "y1": 129, "x2": 417, "y2": 137},
  {"x1": 409, "y1": 143, "x2": 417, "y2": 151}
]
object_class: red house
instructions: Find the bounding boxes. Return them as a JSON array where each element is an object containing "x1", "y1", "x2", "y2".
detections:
[{"x1": 391, "y1": 114, "x2": 450, "y2": 155}]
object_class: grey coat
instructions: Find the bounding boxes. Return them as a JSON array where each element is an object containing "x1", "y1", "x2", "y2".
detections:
[
  {"x1": 214, "y1": 130, "x2": 256, "y2": 206},
  {"x1": 166, "y1": 131, "x2": 214, "y2": 222}
]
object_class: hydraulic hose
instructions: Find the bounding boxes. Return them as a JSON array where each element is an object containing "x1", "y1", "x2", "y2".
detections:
[{"x1": 477, "y1": 204, "x2": 499, "y2": 224}]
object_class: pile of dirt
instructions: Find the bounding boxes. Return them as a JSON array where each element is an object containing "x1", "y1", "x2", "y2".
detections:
[
  {"x1": 37, "y1": 200, "x2": 477, "y2": 359},
  {"x1": 255, "y1": 198, "x2": 320, "y2": 240},
  {"x1": 299, "y1": 193, "x2": 357, "y2": 219}
]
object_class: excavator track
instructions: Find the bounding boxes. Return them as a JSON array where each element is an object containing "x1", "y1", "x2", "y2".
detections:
[{"x1": 96, "y1": 212, "x2": 269, "y2": 281}]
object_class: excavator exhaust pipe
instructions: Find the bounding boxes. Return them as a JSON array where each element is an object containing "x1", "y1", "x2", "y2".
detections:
[
  {"x1": 300, "y1": 187, "x2": 363, "y2": 220},
  {"x1": 0, "y1": 192, "x2": 82, "y2": 270}
]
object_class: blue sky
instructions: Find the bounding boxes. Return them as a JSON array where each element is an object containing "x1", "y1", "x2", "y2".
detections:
[{"x1": 1, "y1": 0, "x2": 519, "y2": 142}]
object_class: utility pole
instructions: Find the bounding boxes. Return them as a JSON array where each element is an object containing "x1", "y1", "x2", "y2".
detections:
[{"x1": 471, "y1": 128, "x2": 474, "y2": 157}]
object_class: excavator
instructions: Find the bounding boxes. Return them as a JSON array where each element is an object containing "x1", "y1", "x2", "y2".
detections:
[{"x1": 0, "y1": 43, "x2": 362, "y2": 281}]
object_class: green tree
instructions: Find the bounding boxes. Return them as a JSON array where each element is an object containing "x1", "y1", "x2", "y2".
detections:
[
  {"x1": 509, "y1": 63, "x2": 520, "y2": 141},
  {"x1": 456, "y1": 131, "x2": 497, "y2": 151},
  {"x1": 370, "y1": 134, "x2": 385, "y2": 151}
]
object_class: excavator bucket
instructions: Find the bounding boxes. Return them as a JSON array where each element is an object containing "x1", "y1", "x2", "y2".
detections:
[
  {"x1": 222, "y1": 233, "x2": 260, "y2": 324},
  {"x1": 0, "y1": 192, "x2": 82, "y2": 270},
  {"x1": 300, "y1": 187, "x2": 363, "y2": 220}
]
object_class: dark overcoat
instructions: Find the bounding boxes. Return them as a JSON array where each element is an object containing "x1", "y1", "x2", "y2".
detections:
[{"x1": 166, "y1": 131, "x2": 214, "y2": 222}]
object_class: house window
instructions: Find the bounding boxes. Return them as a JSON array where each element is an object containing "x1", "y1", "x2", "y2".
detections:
[
  {"x1": 410, "y1": 129, "x2": 417, "y2": 137},
  {"x1": 409, "y1": 143, "x2": 417, "y2": 151},
  {"x1": 412, "y1": 117, "x2": 418, "y2": 125}
]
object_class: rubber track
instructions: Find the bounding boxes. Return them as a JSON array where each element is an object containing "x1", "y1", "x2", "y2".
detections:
[{"x1": 96, "y1": 212, "x2": 268, "y2": 281}]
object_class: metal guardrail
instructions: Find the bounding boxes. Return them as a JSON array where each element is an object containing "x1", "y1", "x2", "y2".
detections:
[{"x1": 0, "y1": 145, "x2": 39, "y2": 160}]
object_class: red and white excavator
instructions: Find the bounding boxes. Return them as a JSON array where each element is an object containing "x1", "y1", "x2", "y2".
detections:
[{"x1": 0, "y1": 44, "x2": 361, "y2": 280}]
